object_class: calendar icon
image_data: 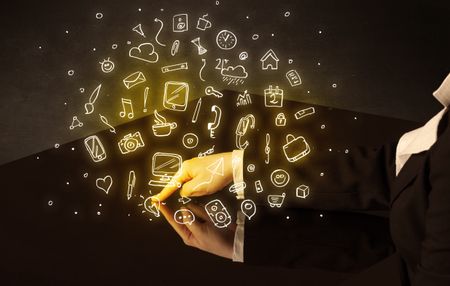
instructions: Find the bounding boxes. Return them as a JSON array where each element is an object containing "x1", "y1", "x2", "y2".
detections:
[{"x1": 264, "y1": 85, "x2": 284, "y2": 108}]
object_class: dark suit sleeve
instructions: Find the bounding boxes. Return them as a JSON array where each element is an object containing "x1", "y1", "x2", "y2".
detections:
[{"x1": 412, "y1": 125, "x2": 450, "y2": 285}]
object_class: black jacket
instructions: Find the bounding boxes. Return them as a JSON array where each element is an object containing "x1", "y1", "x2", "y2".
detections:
[{"x1": 233, "y1": 91, "x2": 450, "y2": 285}]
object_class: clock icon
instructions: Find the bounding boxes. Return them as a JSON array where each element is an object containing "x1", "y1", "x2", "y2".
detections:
[{"x1": 216, "y1": 30, "x2": 238, "y2": 50}]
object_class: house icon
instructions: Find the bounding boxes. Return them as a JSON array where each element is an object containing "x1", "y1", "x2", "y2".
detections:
[{"x1": 260, "y1": 49, "x2": 279, "y2": 70}]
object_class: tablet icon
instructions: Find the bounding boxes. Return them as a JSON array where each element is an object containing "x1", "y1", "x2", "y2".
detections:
[
  {"x1": 84, "y1": 135, "x2": 106, "y2": 162},
  {"x1": 163, "y1": 81, "x2": 189, "y2": 112}
]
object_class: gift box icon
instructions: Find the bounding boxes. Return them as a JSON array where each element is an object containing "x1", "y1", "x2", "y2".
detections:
[{"x1": 123, "y1": 71, "x2": 146, "y2": 89}]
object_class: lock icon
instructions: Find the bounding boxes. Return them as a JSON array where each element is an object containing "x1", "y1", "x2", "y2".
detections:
[{"x1": 275, "y1": 113, "x2": 287, "y2": 126}]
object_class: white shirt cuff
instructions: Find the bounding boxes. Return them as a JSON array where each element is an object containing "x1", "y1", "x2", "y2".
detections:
[
  {"x1": 232, "y1": 149, "x2": 245, "y2": 200},
  {"x1": 232, "y1": 211, "x2": 245, "y2": 262}
]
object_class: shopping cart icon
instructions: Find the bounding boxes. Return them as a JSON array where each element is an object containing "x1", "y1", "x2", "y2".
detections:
[{"x1": 267, "y1": 193, "x2": 286, "y2": 208}]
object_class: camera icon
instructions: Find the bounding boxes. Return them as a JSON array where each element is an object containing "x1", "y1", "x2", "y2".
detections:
[{"x1": 118, "y1": 132, "x2": 145, "y2": 154}]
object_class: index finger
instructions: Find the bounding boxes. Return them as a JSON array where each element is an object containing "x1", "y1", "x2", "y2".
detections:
[{"x1": 152, "y1": 163, "x2": 192, "y2": 202}]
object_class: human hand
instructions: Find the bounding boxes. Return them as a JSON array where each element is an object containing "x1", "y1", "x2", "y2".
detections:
[
  {"x1": 160, "y1": 203, "x2": 236, "y2": 259},
  {"x1": 152, "y1": 152, "x2": 234, "y2": 202}
]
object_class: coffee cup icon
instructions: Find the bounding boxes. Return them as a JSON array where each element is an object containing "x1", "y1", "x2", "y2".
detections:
[
  {"x1": 152, "y1": 110, "x2": 178, "y2": 137},
  {"x1": 197, "y1": 14, "x2": 212, "y2": 31}
]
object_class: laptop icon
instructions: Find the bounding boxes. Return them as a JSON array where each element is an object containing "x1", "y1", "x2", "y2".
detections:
[
  {"x1": 148, "y1": 152, "x2": 183, "y2": 188},
  {"x1": 163, "y1": 81, "x2": 189, "y2": 112}
]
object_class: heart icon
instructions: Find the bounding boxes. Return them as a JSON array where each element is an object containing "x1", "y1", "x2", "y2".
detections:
[{"x1": 96, "y1": 175, "x2": 113, "y2": 194}]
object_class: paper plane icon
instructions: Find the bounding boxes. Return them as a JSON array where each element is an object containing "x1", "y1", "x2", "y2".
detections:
[
  {"x1": 178, "y1": 197, "x2": 191, "y2": 204},
  {"x1": 132, "y1": 24, "x2": 146, "y2": 38},
  {"x1": 207, "y1": 157, "x2": 224, "y2": 176}
]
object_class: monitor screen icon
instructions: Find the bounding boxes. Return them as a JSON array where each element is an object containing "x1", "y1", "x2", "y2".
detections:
[
  {"x1": 148, "y1": 152, "x2": 183, "y2": 187},
  {"x1": 163, "y1": 81, "x2": 189, "y2": 112}
]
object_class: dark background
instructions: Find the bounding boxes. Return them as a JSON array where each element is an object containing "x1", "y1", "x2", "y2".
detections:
[
  {"x1": 0, "y1": 0, "x2": 449, "y2": 285},
  {"x1": 0, "y1": 0, "x2": 449, "y2": 164}
]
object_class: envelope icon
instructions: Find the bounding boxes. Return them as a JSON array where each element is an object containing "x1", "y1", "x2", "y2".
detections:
[{"x1": 123, "y1": 71, "x2": 146, "y2": 89}]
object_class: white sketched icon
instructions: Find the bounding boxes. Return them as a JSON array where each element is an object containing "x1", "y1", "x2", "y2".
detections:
[
  {"x1": 84, "y1": 135, "x2": 106, "y2": 162},
  {"x1": 196, "y1": 14, "x2": 212, "y2": 31},
  {"x1": 142, "y1": 196, "x2": 160, "y2": 217},
  {"x1": 264, "y1": 85, "x2": 284, "y2": 108},
  {"x1": 275, "y1": 113, "x2": 287, "y2": 126},
  {"x1": 193, "y1": 157, "x2": 224, "y2": 191},
  {"x1": 268, "y1": 193, "x2": 286, "y2": 208},
  {"x1": 191, "y1": 98, "x2": 202, "y2": 123},
  {"x1": 99, "y1": 114, "x2": 116, "y2": 133},
  {"x1": 265, "y1": 133, "x2": 270, "y2": 164},
  {"x1": 161, "y1": 62, "x2": 188, "y2": 73},
  {"x1": 216, "y1": 30, "x2": 237, "y2": 50},
  {"x1": 270, "y1": 169, "x2": 290, "y2": 188},
  {"x1": 235, "y1": 114, "x2": 255, "y2": 150},
  {"x1": 69, "y1": 116, "x2": 83, "y2": 130},
  {"x1": 229, "y1": 182, "x2": 246, "y2": 194},
  {"x1": 173, "y1": 14, "x2": 188, "y2": 32},
  {"x1": 208, "y1": 105, "x2": 222, "y2": 138},
  {"x1": 152, "y1": 110, "x2": 177, "y2": 137},
  {"x1": 99, "y1": 58, "x2": 115, "y2": 73},
  {"x1": 96, "y1": 175, "x2": 113, "y2": 194},
  {"x1": 261, "y1": 49, "x2": 279, "y2": 70},
  {"x1": 295, "y1": 107, "x2": 315, "y2": 120},
  {"x1": 286, "y1": 69, "x2": 302, "y2": 87},
  {"x1": 205, "y1": 199, "x2": 232, "y2": 228},
  {"x1": 174, "y1": 209, "x2": 195, "y2": 225},
  {"x1": 163, "y1": 81, "x2": 189, "y2": 112},
  {"x1": 255, "y1": 180, "x2": 264, "y2": 193},
  {"x1": 127, "y1": 170, "x2": 136, "y2": 200},
  {"x1": 178, "y1": 197, "x2": 191, "y2": 204},
  {"x1": 119, "y1": 98, "x2": 134, "y2": 119},
  {"x1": 236, "y1": 90, "x2": 252, "y2": 106},
  {"x1": 117, "y1": 132, "x2": 145, "y2": 154},
  {"x1": 217, "y1": 59, "x2": 248, "y2": 85},
  {"x1": 129, "y1": 43, "x2": 159, "y2": 63},
  {"x1": 132, "y1": 23, "x2": 146, "y2": 37},
  {"x1": 171, "y1": 40, "x2": 180, "y2": 56},
  {"x1": 283, "y1": 134, "x2": 311, "y2": 162},
  {"x1": 191, "y1": 37, "x2": 207, "y2": 55},
  {"x1": 153, "y1": 18, "x2": 166, "y2": 47},
  {"x1": 205, "y1": 86, "x2": 223, "y2": 98},
  {"x1": 84, "y1": 84, "x2": 102, "y2": 115},
  {"x1": 123, "y1": 71, "x2": 146, "y2": 89},
  {"x1": 296, "y1": 184, "x2": 310, "y2": 199},
  {"x1": 199, "y1": 58, "x2": 207, "y2": 82},
  {"x1": 241, "y1": 199, "x2": 256, "y2": 220},
  {"x1": 198, "y1": 145, "x2": 215, "y2": 158},
  {"x1": 182, "y1": 133, "x2": 199, "y2": 149},
  {"x1": 148, "y1": 152, "x2": 183, "y2": 188}
]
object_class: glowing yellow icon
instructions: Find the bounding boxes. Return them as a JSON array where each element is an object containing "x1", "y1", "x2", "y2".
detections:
[
  {"x1": 261, "y1": 49, "x2": 279, "y2": 70},
  {"x1": 119, "y1": 98, "x2": 134, "y2": 119},
  {"x1": 118, "y1": 132, "x2": 145, "y2": 154},
  {"x1": 264, "y1": 85, "x2": 284, "y2": 108},
  {"x1": 123, "y1": 71, "x2": 146, "y2": 89},
  {"x1": 152, "y1": 110, "x2": 177, "y2": 137},
  {"x1": 96, "y1": 175, "x2": 113, "y2": 194},
  {"x1": 163, "y1": 81, "x2": 189, "y2": 112},
  {"x1": 283, "y1": 134, "x2": 310, "y2": 162}
]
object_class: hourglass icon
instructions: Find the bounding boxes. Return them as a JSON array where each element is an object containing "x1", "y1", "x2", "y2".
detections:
[{"x1": 191, "y1": 37, "x2": 208, "y2": 55}]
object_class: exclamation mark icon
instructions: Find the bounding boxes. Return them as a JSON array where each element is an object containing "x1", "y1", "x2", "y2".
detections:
[{"x1": 143, "y1": 87, "x2": 149, "y2": 112}]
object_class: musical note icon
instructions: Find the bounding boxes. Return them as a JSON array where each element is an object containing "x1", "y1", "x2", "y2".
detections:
[
  {"x1": 119, "y1": 98, "x2": 134, "y2": 119},
  {"x1": 265, "y1": 133, "x2": 270, "y2": 164}
]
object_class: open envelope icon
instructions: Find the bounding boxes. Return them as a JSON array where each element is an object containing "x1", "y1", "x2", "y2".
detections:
[{"x1": 123, "y1": 71, "x2": 146, "y2": 89}]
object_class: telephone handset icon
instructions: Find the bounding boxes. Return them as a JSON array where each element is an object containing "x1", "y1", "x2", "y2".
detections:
[{"x1": 208, "y1": 105, "x2": 222, "y2": 138}]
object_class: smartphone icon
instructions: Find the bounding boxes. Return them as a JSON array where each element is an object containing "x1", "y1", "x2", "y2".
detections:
[{"x1": 84, "y1": 135, "x2": 107, "y2": 162}]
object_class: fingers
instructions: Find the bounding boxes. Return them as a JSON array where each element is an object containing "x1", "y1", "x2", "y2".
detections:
[
  {"x1": 159, "y1": 204, "x2": 191, "y2": 242},
  {"x1": 179, "y1": 180, "x2": 209, "y2": 198},
  {"x1": 152, "y1": 162, "x2": 192, "y2": 202},
  {"x1": 186, "y1": 203, "x2": 210, "y2": 222}
]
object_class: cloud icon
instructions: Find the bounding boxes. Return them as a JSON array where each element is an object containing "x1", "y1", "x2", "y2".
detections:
[
  {"x1": 221, "y1": 65, "x2": 248, "y2": 79},
  {"x1": 129, "y1": 43, "x2": 159, "y2": 63}
]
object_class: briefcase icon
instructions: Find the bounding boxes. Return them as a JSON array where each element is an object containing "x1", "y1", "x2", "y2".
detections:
[
  {"x1": 123, "y1": 71, "x2": 146, "y2": 89},
  {"x1": 283, "y1": 134, "x2": 310, "y2": 162},
  {"x1": 163, "y1": 81, "x2": 189, "y2": 112}
]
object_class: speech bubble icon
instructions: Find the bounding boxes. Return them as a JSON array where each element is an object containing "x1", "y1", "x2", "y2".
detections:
[
  {"x1": 241, "y1": 199, "x2": 256, "y2": 220},
  {"x1": 174, "y1": 209, "x2": 195, "y2": 225}
]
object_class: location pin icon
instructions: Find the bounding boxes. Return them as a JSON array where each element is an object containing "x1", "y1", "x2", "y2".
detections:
[{"x1": 241, "y1": 199, "x2": 256, "y2": 220}]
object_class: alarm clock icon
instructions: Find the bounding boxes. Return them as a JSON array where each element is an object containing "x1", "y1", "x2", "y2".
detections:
[
  {"x1": 173, "y1": 14, "x2": 188, "y2": 32},
  {"x1": 216, "y1": 30, "x2": 238, "y2": 50}
]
